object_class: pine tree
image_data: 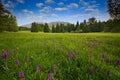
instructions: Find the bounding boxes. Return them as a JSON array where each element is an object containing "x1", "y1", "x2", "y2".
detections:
[
  {"x1": 0, "y1": 0, "x2": 18, "y2": 32},
  {"x1": 56, "y1": 24, "x2": 60, "y2": 33},
  {"x1": 75, "y1": 21, "x2": 79, "y2": 31},
  {"x1": 31, "y1": 22, "x2": 38, "y2": 32},
  {"x1": 52, "y1": 25, "x2": 55, "y2": 33},
  {"x1": 107, "y1": 0, "x2": 120, "y2": 20},
  {"x1": 44, "y1": 23, "x2": 50, "y2": 32}
]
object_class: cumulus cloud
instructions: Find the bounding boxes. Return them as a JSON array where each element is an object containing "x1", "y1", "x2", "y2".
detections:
[
  {"x1": 23, "y1": 9, "x2": 34, "y2": 15},
  {"x1": 4, "y1": 1, "x2": 16, "y2": 8},
  {"x1": 55, "y1": 7, "x2": 68, "y2": 11},
  {"x1": 85, "y1": 5, "x2": 100, "y2": 14},
  {"x1": 68, "y1": 14, "x2": 91, "y2": 19},
  {"x1": 27, "y1": 13, "x2": 58, "y2": 21},
  {"x1": 50, "y1": 14, "x2": 58, "y2": 17},
  {"x1": 39, "y1": 6, "x2": 51, "y2": 13},
  {"x1": 36, "y1": 3, "x2": 44, "y2": 7},
  {"x1": 58, "y1": 2, "x2": 64, "y2": 5},
  {"x1": 67, "y1": 3, "x2": 78, "y2": 9},
  {"x1": 45, "y1": 0, "x2": 55, "y2": 4},
  {"x1": 17, "y1": 0, "x2": 24, "y2": 4},
  {"x1": 91, "y1": 0, "x2": 96, "y2": 3},
  {"x1": 80, "y1": 0, "x2": 88, "y2": 6}
]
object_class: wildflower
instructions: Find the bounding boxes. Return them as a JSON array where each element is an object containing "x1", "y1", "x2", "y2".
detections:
[
  {"x1": 2, "y1": 50, "x2": 7, "y2": 60},
  {"x1": 53, "y1": 64, "x2": 56, "y2": 74},
  {"x1": 25, "y1": 57, "x2": 29, "y2": 63},
  {"x1": 107, "y1": 70, "x2": 111, "y2": 76},
  {"x1": 68, "y1": 52, "x2": 72, "y2": 60},
  {"x1": 15, "y1": 59, "x2": 20, "y2": 67},
  {"x1": 48, "y1": 73, "x2": 52, "y2": 80},
  {"x1": 36, "y1": 66, "x2": 42, "y2": 72},
  {"x1": 19, "y1": 71, "x2": 24, "y2": 78},
  {"x1": 106, "y1": 58, "x2": 110, "y2": 63},
  {"x1": 101, "y1": 54, "x2": 105, "y2": 58},
  {"x1": 90, "y1": 69, "x2": 94, "y2": 75},
  {"x1": 53, "y1": 69, "x2": 56, "y2": 74},
  {"x1": 116, "y1": 60, "x2": 120, "y2": 66}
]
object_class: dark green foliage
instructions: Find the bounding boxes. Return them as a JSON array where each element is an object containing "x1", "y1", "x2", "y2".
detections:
[
  {"x1": 107, "y1": 0, "x2": 120, "y2": 20},
  {"x1": 44, "y1": 23, "x2": 50, "y2": 32},
  {"x1": 88, "y1": 17, "x2": 97, "y2": 24},
  {"x1": 0, "y1": 0, "x2": 18, "y2": 32},
  {"x1": 56, "y1": 24, "x2": 61, "y2": 33},
  {"x1": 19, "y1": 27, "x2": 30, "y2": 31},
  {"x1": 75, "y1": 21, "x2": 80, "y2": 31},
  {"x1": 107, "y1": 19, "x2": 120, "y2": 32},
  {"x1": 31, "y1": 22, "x2": 38, "y2": 32},
  {"x1": 52, "y1": 25, "x2": 55, "y2": 33}
]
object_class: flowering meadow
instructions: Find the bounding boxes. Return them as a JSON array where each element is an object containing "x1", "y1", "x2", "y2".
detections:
[{"x1": 0, "y1": 32, "x2": 120, "y2": 80}]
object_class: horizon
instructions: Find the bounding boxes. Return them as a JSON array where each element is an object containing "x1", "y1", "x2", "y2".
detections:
[{"x1": 2, "y1": 0, "x2": 110, "y2": 26}]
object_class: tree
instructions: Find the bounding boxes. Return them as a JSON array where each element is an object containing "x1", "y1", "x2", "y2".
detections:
[
  {"x1": 0, "y1": 0, "x2": 18, "y2": 32},
  {"x1": 75, "y1": 21, "x2": 80, "y2": 31},
  {"x1": 107, "y1": 0, "x2": 120, "y2": 20},
  {"x1": 88, "y1": 17, "x2": 97, "y2": 24},
  {"x1": 52, "y1": 25, "x2": 55, "y2": 33},
  {"x1": 44, "y1": 23, "x2": 50, "y2": 32},
  {"x1": 31, "y1": 22, "x2": 38, "y2": 32},
  {"x1": 56, "y1": 24, "x2": 60, "y2": 33},
  {"x1": 82, "y1": 22, "x2": 89, "y2": 32}
]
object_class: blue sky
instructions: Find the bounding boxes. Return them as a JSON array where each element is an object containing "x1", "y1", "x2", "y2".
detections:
[{"x1": 2, "y1": 0, "x2": 109, "y2": 26}]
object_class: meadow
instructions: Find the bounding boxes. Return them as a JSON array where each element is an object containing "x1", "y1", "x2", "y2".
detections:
[{"x1": 0, "y1": 32, "x2": 120, "y2": 80}]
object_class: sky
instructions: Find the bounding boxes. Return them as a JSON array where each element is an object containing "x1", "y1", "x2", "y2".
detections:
[{"x1": 2, "y1": 0, "x2": 110, "y2": 26}]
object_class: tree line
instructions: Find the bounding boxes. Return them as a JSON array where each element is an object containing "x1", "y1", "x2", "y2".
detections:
[{"x1": 29, "y1": 17, "x2": 120, "y2": 33}]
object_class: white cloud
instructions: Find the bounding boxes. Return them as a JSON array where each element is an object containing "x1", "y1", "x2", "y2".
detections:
[
  {"x1": 80, "y1": 0, "x2": 88, "y2": 6},
  {"x1": 85, "y1": 7, "x2": 95, "y2": 12},
  {"x1": 91, "y1": 0, "x2": 96, "y2": 3},
  {"x1": 45, "y1": 0, "x2": 55, "y2": 4},
  {"x1": 50, "y1": 14, "x2": 58, "y2": 17},
  {"x1": 36, "y1": 3, "x2": 44, "y2": 7},
  {"x1": 26, "y1": 13, "x2": 58, "y2": 21},
  {"x1": 55, "y1": 7, "x2": 68, "y2": 11},
  {"x1": 68, "y1": 14, "x2": 91, "y2": 19},
  {"x1": 17, "y1": 0, "x2": 24, "y2": 4},
  {"x1": 58, "y1": 2, "x2": 64, "y2": 5},
  {"x1": 23, "y1": 9, "x2": 34, "y2": 15},
  {"x1": 4, "y1": 1, "x2": 16, "y2": 8},
  {"x1": 67, "y1": 3, "x2": 78, "y2": 9},
  {"x1": 39, "y1": 6, "x2": 51, "y2": 13}
]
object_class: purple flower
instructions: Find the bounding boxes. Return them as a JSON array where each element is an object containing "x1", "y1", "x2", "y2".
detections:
[
  {"x1": 36, "y1": 66, "x2": 42, "y2": 72},
  {"x1": 53, "y1": 69, "x2": 56, "y2": 74},
  {"x1": 116, "y1": 60, "x2": 120, "y2": 66},
  {"x1": 101, "y1": 54, "x2": 105, "y2": 58},
  {"x1": 15, "y1": 59, "x2": 20, "y2": 67},
  {"x1": 48, "y1": 73, "x2": 52, "y2": 80},
  {"x1": 106, "y1": 58, "x2": 110, "y2": 63},
  {"x1": 25, "y1": 57, "x2": 29, "y2": 63},
  {"x1": 19, "y1": 71, "x2": 24, "y2": 78},
  {"x1": 107, "y1": 71, "x2": 111, "y2": 76},
  {"x1": 53, "y1": 64, "x2": 57, "y2": 74},
  {"x1": 54, "y1": 64, "x2": 56, "y2": 69},
  {"x1": 2, "y1": 50, "x2": 7, "y2": 60},
  {"x1": 90, "y1": 69, "x2": 94, "y2": 75},
  {"x1": 68, "y1": 52, "x2": 72, "y2": 60}
]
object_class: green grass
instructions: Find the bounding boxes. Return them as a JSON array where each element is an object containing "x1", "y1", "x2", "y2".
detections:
[{"x1": 0, "y1": 32, "x2": 120, "y2": 80}]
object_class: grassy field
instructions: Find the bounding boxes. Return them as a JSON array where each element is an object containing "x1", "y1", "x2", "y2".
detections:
[{"x1": 0, "y1": 32, "x2": 120, "y2": 80}]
